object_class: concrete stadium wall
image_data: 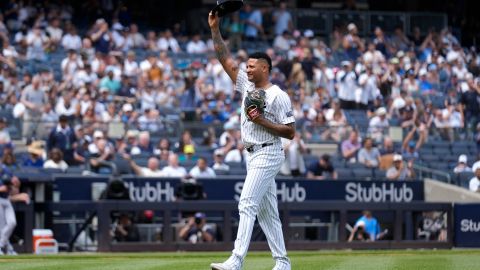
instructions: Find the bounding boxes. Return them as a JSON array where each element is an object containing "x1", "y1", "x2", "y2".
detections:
[{"x1": 424, "y1": 179, "x2": 480, "y2": 203}]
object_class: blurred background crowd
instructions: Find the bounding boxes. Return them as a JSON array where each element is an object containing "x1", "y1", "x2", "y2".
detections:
[{"x1": 0, "y1": 0, "x2": 479, "y2": 190}]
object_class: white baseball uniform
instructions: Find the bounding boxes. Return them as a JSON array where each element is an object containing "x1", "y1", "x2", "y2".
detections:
[{"x1": 225, "y1": 69, "x2": 294, "y2": 270}]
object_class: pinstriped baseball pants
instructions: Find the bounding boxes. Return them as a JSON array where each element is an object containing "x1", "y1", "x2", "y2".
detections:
[
  {"x1": 0, "y1": 197, "x2": 16, "y2": 249},
  {"x1": 231, "y1": 144, "x2": 290, "y2": 268}
]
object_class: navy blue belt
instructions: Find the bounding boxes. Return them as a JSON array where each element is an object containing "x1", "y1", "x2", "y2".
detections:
[{"x1": 245, "y1": 143, "x2": 274, "y2": 153}]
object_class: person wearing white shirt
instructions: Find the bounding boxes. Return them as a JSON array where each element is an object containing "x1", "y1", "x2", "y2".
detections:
[
  {"x1": 368, "y1": 107, "x2": 389, "y2": 141},
  {"x1": 186, "y1": 34, "x2": 207, "y2": 54},
  {"x1": 124, "y1": 154, "x2": 164, "y2": 177},
  {"x1": 224, "y1": 142, "x2": 246, "y2": 163},
  {"x1": 189, "y1": 157, "x2": 216, "y2": 178},
  {"x1": 43, "y1": 148, "x2": 69, "y2": 172},
  {"x1": 61, "y1": 27, "x2": 82, "y2": 50},
  {"x1": 212, "y1": 149, "x2": 230, "y2": 171},
  {"x1": 61, "y1": 50, "x2": 84, "y2": 79},
  {"x1": 157, "y1": 30, "x2": 181, "y2": 53},
  {"x1": 126, "y1": 24, "x2": 146, "y2": 48},
  {"x1": 161, "y1": 154, "x2": 187, "y2": 178},
  {"x1": 273, "y1": 31, "x2": 291, "y2": 51},
  {"x1": 123, "y1": 51, "x2": 139, "y2": 77},
  {"x1": 46, "y1": 19, "x2": 63, "y2": 44},
  {"x1": 336, "y1": 61, "x2": 357, "y2": 109},
  {"x1": 469, "y1": 163, "x2": 480, "y2": 192}
]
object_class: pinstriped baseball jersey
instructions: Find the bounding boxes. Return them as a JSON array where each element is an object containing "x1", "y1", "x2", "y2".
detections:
[
  {"x1": 216, "y1": 69, "x2": 293, "y2": 270},
  {"x1": 236, "y1": 70, "x2": 295, "y2": 146}
]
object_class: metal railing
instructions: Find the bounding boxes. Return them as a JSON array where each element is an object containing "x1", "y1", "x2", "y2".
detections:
[
  {"x1": 34, "y1": 200, "x2": 453, "y2": 252},
  {"x1": 413, "y1": 164, "x2": 452, "y2": 184},
  {"x1": 291, "y1": 9, "x2": 447, "y2": 37}
]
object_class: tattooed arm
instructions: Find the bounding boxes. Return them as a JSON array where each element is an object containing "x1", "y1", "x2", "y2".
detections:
[{"x1": 208, "y1": 11, "x2": 239, "y2": 82}]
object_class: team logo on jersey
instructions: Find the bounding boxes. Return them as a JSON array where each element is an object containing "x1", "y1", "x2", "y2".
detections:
[{"x1": 286, "y1": 111, "x2": 293, "y2": 117}]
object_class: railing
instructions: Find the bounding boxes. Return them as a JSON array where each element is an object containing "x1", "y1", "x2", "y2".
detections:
[
  {"x1": 413, "y1": 164, "x2": 452, "y2": 184},
  {"x1": 291, "y1": 9, "x2": 447, "y2": 37},
  {"x1": 36, "y1": 201, "x2": 453, "y2": 252}
]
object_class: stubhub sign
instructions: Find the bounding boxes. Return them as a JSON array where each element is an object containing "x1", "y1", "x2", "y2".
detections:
[
  {"x1": 54, "y1": 177, "x2": 424, "y2": 203},
  {"x1": 455, "y1": 204, "x2": 480, "y2": 247}
]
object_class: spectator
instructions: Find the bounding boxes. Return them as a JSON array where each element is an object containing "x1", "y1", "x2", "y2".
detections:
[
  {"x1": 0, "y1": 117, "x2": 12, "y2": 152},
  {"x1": 306, "y1": 154, "x2": 337, "y2": 180},
  {"x1": 157, "y1": 30, "x2": 180, "y2": 53},
  {"x1": 112, "y1": 213, "x2": 140, "y2": 242},
  {"x1": 342, "y1": 23, "x2": 364, "y2": 61},
  {"x1": 178, "y1": 212, "x2": 215, "y2": 243},
  {"x1": 2, "y1": 151, "x2": 18, "y2": 171},
  {"x1": 88, "y1": 138, "x2": 114, "y2": 174},
  {"x1": 336, "y1": 61, "x2": 357, "y2": 109},
  {"x1": 224, "y1": 142, "x2": 246, "y2": 163},
  {"x1": 401, "y1": 129, "x2": 422, "y2": 162},
  {"x1": 244, "y1": 6, "x2": 263, "y2": 40},
  {"x1": 280, "y1": 132, "x2": 307, "y2": 177},
  {"x1": 368, "y1": 107, "x2": 389, "y2": 142},
  {"x1": 341, "y1": 130, "x2": 361, "y2": 163},
  {"x1": 47, "y1": 115, "x2": 77, "y2": 165},
  {"x1": 189, "y1": 157, "x2": 216, "y2": 178},
  {"x1": 26, "y1": 26, "x2": 50, "y2": 61},
  {"x1": 124, "y1": 154, "x2": 163, "y2": 177},
  {"x1": 186, "y1": 34, "x2": 207, "y2": 54},
  {"x1": 161, "y1": 154, "x2": 187, "y2": 178},
  {"x1": 386, "y1": 154, "x2": 415, "y2": 180},
  {"x1": 43, "y1": 148, "x2": 69, "y2": 171},
  {"x1": 358, "y1": 137, "x2": 381, "y2": 169},
  {"x1": 24, "y1": 140, "x2": 45, "y2": 168},
  {"x1": 20, "y1": 75, "x2": 48, "y2": 139},
  {"x1": 416, "y1": 211, "x2": 447, "y2": 241},
  {"x1": 348, "y1": 211, "x2": 387, "y2": 242},
  {"x1": 212, "y1": 149, "x2": 229, "y2": 172},
  {"x1": 453, "y1": 154, "x2": 472, "y2": 173},
  {"x1": 469, "y1": 163, "x2": 480, "y2": 193},
  {"x1": 126, "y1": 23, "x2": 146, "y2": 49},
  {"x1": 61, "y1": 26, "x2": 81, "y2": 51},
  {"x1": 272, "y1": 2, "x2": 293, "y2": 36}
]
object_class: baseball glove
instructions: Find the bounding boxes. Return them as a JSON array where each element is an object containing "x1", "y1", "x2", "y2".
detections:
[{"x1": 244, "y1": 89, "x2": 266, "y2": 121}]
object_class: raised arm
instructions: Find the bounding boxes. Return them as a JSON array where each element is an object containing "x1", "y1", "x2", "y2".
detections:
[{"x1": 209, "y1": 11, "x2": 239, "y2": 82}]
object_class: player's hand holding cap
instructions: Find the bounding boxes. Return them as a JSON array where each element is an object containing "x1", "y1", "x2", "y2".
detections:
[{"x1": 211, "y1": 0, "x2": 244, "y2": 17}]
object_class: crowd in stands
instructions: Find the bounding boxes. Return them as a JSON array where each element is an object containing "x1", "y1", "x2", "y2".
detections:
[{"x1": 0, "y1": 1, "x2": 479, "y2": 189}]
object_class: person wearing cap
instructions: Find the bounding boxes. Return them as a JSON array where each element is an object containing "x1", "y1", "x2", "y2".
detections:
[
  {"x1": 90, "y1": 18, "x2": 112, "y2": 54},
  {"x1": 178, "y1": 212, "x2": 215, "y2": 244},
  {"x1": 336, "y1": 60, "x2": 357, "y2": 109},
  {"x1": 88, "y1": 138, "x2": 115, "y2": 174},
  {"x1": 343, "y1": 23, "x2": 364, "y2": 61},
  {"x1": 212, "y1": 149, "x2": 230, "y2": 172},
  {"x1": 469, "y1": 163, "x2": 480, "y2": 192},
  {"x1": 386, "y1": 154, "x2": 415, "y2": 180},
  {"x1": 348, "y1": 211, "x2": 387, "y2": 242},
  {"x1": 368, "y1": 107, "x2": 389, "y2": 142},
  {"x1": 454, "y1": 154, "x2": 472, "y2": 173},
  {"x1": 23, "y1": 141, "x2": 45, "y2": 168},
  {"x1": 400, "y1": 125, "x2": 426, "y2": 162}
]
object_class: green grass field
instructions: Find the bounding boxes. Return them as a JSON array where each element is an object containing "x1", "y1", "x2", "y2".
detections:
[{"x1": 2, "y1": 250, "x2": 480, "y2": 270}]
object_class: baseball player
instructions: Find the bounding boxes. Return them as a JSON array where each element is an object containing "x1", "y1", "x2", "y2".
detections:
[
  {"x1": 209, "y1": 11, "x2": 295, "y2": 270},
  {"x1": 0, "y1": 165, "x2": 20, "y2": 255}
]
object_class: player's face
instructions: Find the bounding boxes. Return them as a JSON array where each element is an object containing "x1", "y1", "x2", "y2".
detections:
[{"x1": 246, "y1": 58, "x2": 266, "y2": 83}]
